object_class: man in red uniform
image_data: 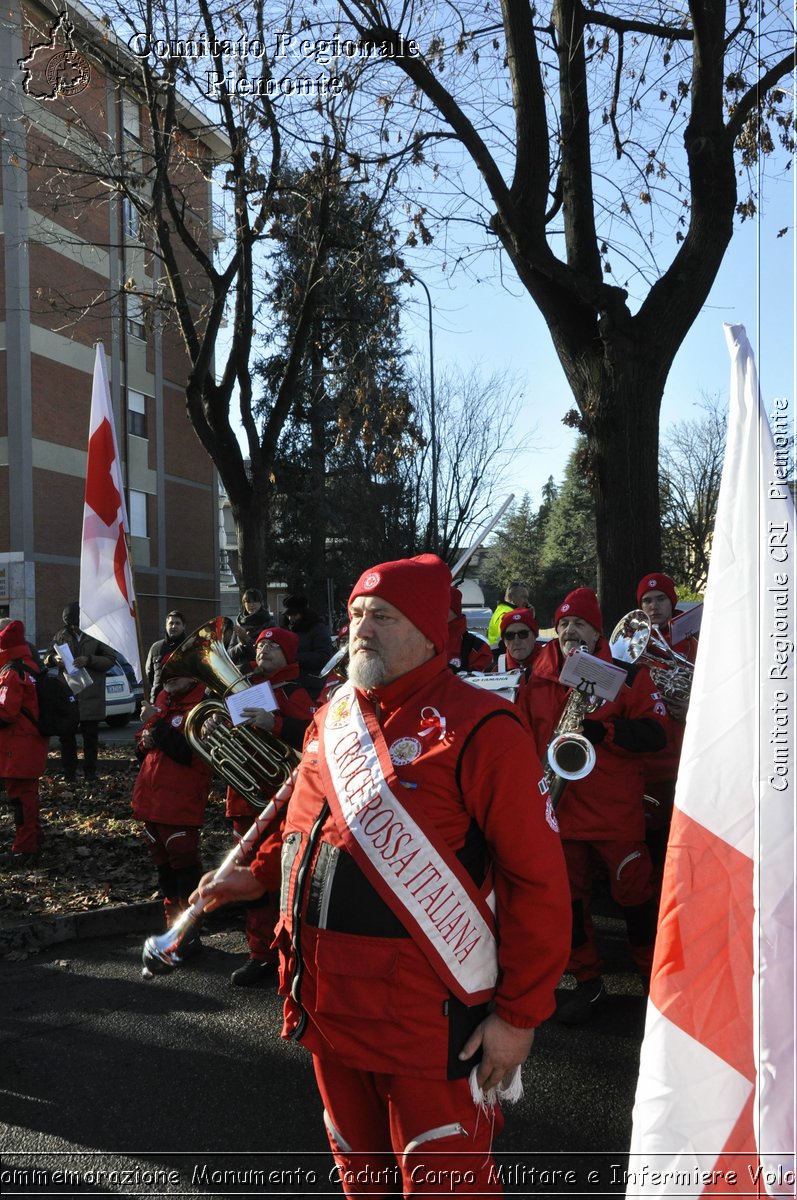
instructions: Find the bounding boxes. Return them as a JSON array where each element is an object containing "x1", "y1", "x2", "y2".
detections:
[
  {"x1": 0, "y1": 620, "x2": 49, "y2": 858},
  {"x1": 225, "y1": 626, "x2": 314, "y2": 987},
  {"x1": 194, "y1": 554, "x2": 571, "y2": 1197},
  {"x1": 526, "y1": 587, "x2": 668, "y2": 1024},
  {"x1": 132, "y1": 668, "x2": 212, "y2": 950},
  {"x1": 497, "y1": 608, "x2": 540, "y2": 709},
  {"x1": 635, "y1": 572, "x2": 698, "y2": 880}
]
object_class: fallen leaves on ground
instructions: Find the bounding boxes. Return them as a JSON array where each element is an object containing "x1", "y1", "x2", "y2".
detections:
[{"x1": 0, "y1": 746, "x2": 231, "y2": 929}]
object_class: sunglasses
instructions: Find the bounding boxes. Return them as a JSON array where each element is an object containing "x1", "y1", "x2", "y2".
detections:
[{"x1": 504, "y1": 629, "x2": 532, "y2": 641}]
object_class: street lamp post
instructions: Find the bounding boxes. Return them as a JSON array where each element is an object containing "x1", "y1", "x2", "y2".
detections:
[
  {"x1": 409, "y1": 274, "x2": 437, "y2": 556},
  {"x1": 383, "y1": 256, "x2": 438, "y2": 555}
]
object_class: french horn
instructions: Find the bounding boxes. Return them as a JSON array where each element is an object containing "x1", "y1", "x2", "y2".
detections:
[{"x1": 161, "y1": 616, "x2": 301, "y2": 809}]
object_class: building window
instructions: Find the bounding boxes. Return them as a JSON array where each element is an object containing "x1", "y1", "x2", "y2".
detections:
[
  {"x1": 123, "y1": 196, "x2": 142, "y2": 241},
  {"x1": 122, "y1": 96, "x2": 140, "y2": 143},
  {"x1": 128, "y1": 390, "x2": 147, "y2": 439},
  {"x1": 126, "y1": 293, "x2": 144, "y2": 339},
  {"x1": 129, "y1": 490, "x2": 148, "y2": 538}
]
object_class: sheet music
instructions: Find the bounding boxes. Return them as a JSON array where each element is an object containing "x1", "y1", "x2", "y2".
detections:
[
  {"x1": 559, "y1": 649, "x2": 627, "y2": 701},
  {"x1": 670, "y1": 603, "x2": 703, "y2": 643},
  {"x1": 54, "y1": 642, "x2": 75, "y2": 672},
  {"x1": 224, "y1": 681, "x2": 279, "y2": 726}
]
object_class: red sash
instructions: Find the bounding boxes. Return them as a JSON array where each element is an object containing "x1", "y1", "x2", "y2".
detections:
[{"x1": 317, "y1": 683, "x2": 498, "y2": 1004}]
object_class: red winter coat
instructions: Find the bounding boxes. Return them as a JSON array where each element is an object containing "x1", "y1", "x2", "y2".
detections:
[
  {"x1": 446, "y1": 615, "x2": 494, "y2": 674},
  {"x1": 131, "y1": 682, "x2": 211, "y2": 826},
  {"x1": 0, "y1": 647, "x2": 49, "y2": 780},
  {"x1": 260, "y1": 652, "x2": 571, "y2": 1080},
  {"x1": 642, "y1": 621, "x2": 699, "y2": 785},
  {"x1": 525, "y1": 638, "x2": 668, "y2": 842}
]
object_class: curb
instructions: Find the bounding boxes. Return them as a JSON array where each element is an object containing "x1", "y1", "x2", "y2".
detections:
[{"x1": 0, "y1": 899, "x2": 162, "y2": 957}]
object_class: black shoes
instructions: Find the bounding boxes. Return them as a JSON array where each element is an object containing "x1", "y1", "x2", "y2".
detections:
[
  {"x1": 553, "y1": 977, "x2": 607, "y2": 1025},
  {"x1": 230, "y1": 958, "x2": 278, "y2": 987}
]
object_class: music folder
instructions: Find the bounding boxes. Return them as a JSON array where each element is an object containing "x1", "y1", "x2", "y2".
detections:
[
  {"x1": 558, "y1": 649, "x2": 627, "y2": 702},
  {"x1": 225, "y1": 681, "x2": 280, "y2": 725}
]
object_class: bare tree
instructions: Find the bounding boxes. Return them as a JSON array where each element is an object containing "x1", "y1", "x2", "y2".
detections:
[
  {"x1": 401, "y1": 363, "x2": 533, "y2": 563},
  {"x1": 306, "y1": 0, "x2": 796, "y2": 623},
  {"x1": 659, "y1": 396, "x2": 726, "y2": 592}
]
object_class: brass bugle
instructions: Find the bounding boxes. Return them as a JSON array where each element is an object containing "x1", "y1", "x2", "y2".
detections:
[{"x1": 141, "y1": 770, "x2": 298, "y2": 977}]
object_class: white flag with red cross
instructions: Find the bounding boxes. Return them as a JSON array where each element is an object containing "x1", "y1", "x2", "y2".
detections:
[
  {"x1": 79, "y1": 344, "x2": 142, "y2": 681},
  {"x1": 626, "y1": 325, "x2": 795, "y2": 1198}
]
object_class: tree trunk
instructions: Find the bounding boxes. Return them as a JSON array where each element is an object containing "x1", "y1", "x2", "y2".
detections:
[
  {"x1": 305, "y1": 346, "x2": 329, "y2": 604},
  {"x1": 232, "y1": 489, "x2": 272, "y2": 599},
  {"x1": 573, "y1": 347, "x2": 668, "y2": 631}
]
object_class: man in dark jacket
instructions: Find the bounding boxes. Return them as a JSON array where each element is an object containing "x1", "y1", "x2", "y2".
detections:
[
  {"x1": 45, "y1": 603, "x2": 115, "y2": 782},
  {"x1": 145, "y1": 610, "x2": 186, "y2": 701},
  {"x1": 281, "y1": 594, "x2": 333, "y2": 677}
]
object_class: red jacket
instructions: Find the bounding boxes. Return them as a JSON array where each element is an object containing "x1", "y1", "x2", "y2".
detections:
[
  {"x1": 258, "y1": 652, "x2": 571, "y2": 1080},
  {"x1": 0, "y1": 648, "x2": 49, "y2": 780},
  {"x1": 131, "y1": 682, "x2": 211, "y2": 826},
  {"x1": 643, "y1": 622, "x2": 698, "y2": 785},
  {"x1": 446, "y1": 616, "x2": 494, "y2": 673},
  {"x1": 526, "y1": 638, "x2": 667, "y2": 841}
]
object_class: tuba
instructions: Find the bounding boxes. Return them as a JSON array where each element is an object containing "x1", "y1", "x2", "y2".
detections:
[
  {"x1": 609, "y1": 609, "x2": 694, "y2": 705},
  {"x1": 161, "y1": 616, "x2": 301, "y2": 809}
]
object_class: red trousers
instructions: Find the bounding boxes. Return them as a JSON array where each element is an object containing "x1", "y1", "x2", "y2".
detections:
[
  {"x1": 562, "y1": 838, "x2": 656, "y2": 983},
  {"x1": 4, "y1": 778, "x2": 42, "y2": 854},
  {"x1": 143, "y1": 822, "x2": 202, "y2": 928},
  {"x1": 313, "y1": 1055, "x2": 504, "y2": 1198},
  {"x1": 232, "y1": 815, "x2": 278, "y2": 963}
]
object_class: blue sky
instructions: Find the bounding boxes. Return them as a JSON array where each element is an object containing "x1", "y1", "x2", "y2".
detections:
[{"x1": 398, "y1": 168, "x2": 796, "y2": 506}]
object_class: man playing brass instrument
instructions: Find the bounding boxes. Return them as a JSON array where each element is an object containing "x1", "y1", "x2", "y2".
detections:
[
  {"x1": 526, "y1": 588, "x2": 668, "y2": 1024},
  {"x1": 194, "y1": 554, "x2": 570, "y2": 1197},
  {"x1": 635, "y1": 572, "x2": 698, "y2": 885}
]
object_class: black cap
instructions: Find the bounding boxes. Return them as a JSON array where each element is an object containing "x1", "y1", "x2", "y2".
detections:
[{"x1": 62, "y1": 602, "x2": 81, "y2": 627}]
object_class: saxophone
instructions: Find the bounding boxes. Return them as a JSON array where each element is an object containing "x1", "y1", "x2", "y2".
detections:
[{"x1": 543, "y1": 666, "x2": 600, "y2": 809}]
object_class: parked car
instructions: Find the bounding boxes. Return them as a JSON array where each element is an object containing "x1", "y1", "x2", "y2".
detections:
[
  {"x1": 116, "y1": 654, "x2": 144, "y2": 718},
  {"x1": 104, "y1": 661, "x2": 138, "y2": 727},
  {"x1": 463, "y1": 607, "x2": 492, "y2": 639}
]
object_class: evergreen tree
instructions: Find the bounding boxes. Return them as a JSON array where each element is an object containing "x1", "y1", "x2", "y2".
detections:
[
  {"x1": 255, "y1": 156, "x2": 420, "y2": 612},
  {"x1": 537, "y1": 440, "x2": 598, "y2": 624}
]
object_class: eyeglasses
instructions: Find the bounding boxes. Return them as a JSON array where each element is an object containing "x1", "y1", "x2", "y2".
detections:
[{"x1": 504, "y1": 629, "x2": 532, "y2": 641}]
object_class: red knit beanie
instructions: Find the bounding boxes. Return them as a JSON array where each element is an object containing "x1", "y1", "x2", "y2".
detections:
[
  {"x1": 0, "y1": 620, "x2": 29, "y2": 661},
  {"x1": 256, "y1": 626, "x2": 300, "y2": 664},
  {"x1": 636, "y1": 572, "x2": 678, "y2": 610},
  {"x1": 349, "y1": 555, "x2": 452, "y2": 652},
  {"x1": 554, "y1": 588, "x2": 603, "y2": 633},
  {"x1": 500, "y1": 607, "x2": 540, "y2": 638},
  {"x1": 449, "y1": 586, "x2": 463, "y2": 618}
]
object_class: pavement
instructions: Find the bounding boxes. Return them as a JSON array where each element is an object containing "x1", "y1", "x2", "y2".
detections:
[
  {"x1": 0, "y1": 898, "x2": 163, "y2": 958},
  {"x1": 1, "y1": 726, "x2": 647, "y2": 1196}
]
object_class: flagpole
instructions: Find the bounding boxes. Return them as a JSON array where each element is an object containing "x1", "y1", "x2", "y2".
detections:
[{"x1": 124, "y1": 529, "x2": 147, "y2": 689}]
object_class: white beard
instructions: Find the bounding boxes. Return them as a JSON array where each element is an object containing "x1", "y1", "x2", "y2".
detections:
[{"x1": 348, "y1": 649, "x2": 387, "y2": 691}]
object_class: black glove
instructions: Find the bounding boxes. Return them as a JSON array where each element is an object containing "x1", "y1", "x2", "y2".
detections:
[{"x1": 581, "y1": 719, "x2": 608, "y2": 745}]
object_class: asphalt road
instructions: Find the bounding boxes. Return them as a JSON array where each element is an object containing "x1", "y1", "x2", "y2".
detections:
[{"x1": 0, "y1": 909, "x2": 646, "y2": 1200}]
